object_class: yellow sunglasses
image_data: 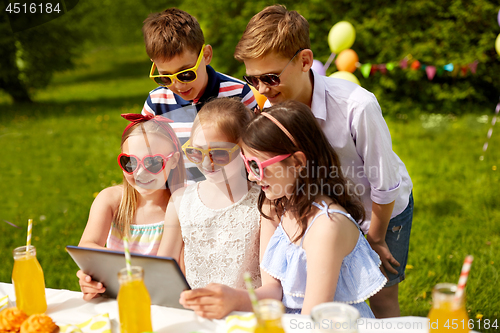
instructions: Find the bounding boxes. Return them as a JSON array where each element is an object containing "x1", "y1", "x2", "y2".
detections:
[
  {"x1": 149, "y1": 44, "x2": 205, "y2": 87},
  {"x1": 182, "y1": 139, "x2": 240, "y2": 166}
]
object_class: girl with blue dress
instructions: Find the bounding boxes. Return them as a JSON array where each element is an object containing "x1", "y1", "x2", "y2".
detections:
[{"x1": 180, "y1": 100, "x2": 386, "y2": 318}]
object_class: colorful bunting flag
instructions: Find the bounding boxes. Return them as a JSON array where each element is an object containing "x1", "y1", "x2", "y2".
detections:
[
  {"x1": 410, "y1": 60, "x2": 421, "y2": 70},
  {"x1": 378, "y1": 64, "x2": 387, "y2": 74},
  {"x1": 360, "y1": 63, "x2": 372, "y2": 78},
  {"x1": 444, "y1": 63, "x2": 454, "y2": 72},
  {"x1": 425, "y1": 66, "x2": 437, "y2": 80},
  {"x1": 399, "y1": 58, "x2": 408, "y2": 69},
  {"x1": 469, "y1": 60, "x2": 478, "y2": 74},
  {"x1": 336, "y1": 51, "x2": 479, "y2": 81}
]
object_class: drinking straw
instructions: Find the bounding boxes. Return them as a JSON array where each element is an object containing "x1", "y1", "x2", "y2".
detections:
[
  {"x1": 123, "y1": 236, "x2": 132, "y2": 278},
  {"x1": 243, "y1": 272, "x2": 261, "y2": 323},
  {"x1": 26, "y1": 219, "x2": 33, "y2": 248},
  {"x1": 454, "y1": 255, "x2": 474, "y2": 303}
]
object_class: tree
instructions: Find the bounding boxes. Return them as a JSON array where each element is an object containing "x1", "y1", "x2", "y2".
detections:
[
  {"x1": 0, "y1": 3, "x2": 83, "y2": 103},
  {"x1": 0, "y1": 0, "x2": 174, "y2": 103}
]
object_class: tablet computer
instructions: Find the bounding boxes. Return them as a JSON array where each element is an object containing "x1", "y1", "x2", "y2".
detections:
[{"x1": 66, "y1": 245, "x2": 190, "y2": 309}]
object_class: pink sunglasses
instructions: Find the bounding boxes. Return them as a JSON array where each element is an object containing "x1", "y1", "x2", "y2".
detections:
[
  {"x1": 240, "y1": 151, "x2": 291, "y2": 181},
  {"x1": 118, "y1": 152, "x2": 175, "y2": 174}
]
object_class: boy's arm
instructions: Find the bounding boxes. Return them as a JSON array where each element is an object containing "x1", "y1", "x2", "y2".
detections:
[
  {"x1": 241, "y1": 83, "x2": 258, "y2": 111},
  {"x1": 142, "y1": 92, "x2": 157, "y2": 116},
  {"x1": 367, "y1": 201, "x2": 399, "y2": 275},
  {"x1": 350, "y1": 96, "x2": 402, "y2": 272}
]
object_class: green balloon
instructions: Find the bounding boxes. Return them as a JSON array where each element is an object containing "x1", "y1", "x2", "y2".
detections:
[
  {"x1": 496, "y1": 33, "x2": 500, "y2": 56},
  {"x1": 329, "y1": 71, "x2": 360, "y2": 86},
  {"x1": 328, "y1": 21, "x2": 356, "y2": 54}
]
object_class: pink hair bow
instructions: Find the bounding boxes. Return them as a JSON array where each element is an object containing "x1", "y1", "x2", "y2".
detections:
[{"x1": 121, "y1": 113, "x2": 178, "y2": 151}]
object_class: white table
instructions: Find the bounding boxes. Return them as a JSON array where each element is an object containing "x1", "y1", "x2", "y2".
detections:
[{"x1": 1, "y1": 282, "x2": 472, "y2": 332}]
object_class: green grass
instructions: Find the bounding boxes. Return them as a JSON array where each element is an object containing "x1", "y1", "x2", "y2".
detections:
[
  {"x1": 392, "y1": 113, "x2": 500, "y2": 331},
  {"x1": 1, "y1": 43, "x2": 499, "y2": 332}
]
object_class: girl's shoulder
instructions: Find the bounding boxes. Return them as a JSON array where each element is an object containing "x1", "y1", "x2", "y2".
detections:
[
  {"x1": 170, "y1": 184, "x2": 188, "y2": 199},
  {"x1": 312, "y1": 196, "x2": 346, "y2": 213},
  {"x1": 310, "y1": 196, "x2": 356, "y2": 230},
  {"x1": 168, "y1": 184, "x2": 190, "y2": 211},
  {"x1": 94, "y1": 185, "x2": 123, "y2": 206},
  {"x1": 303, "y1": 197, "x2": 359, "y2": 252}
]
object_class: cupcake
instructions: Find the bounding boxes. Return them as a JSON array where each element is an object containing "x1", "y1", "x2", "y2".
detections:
[
  {"x1": 0, "y1": 307, "x2": 29, "y2": 333},
  {"x1": 20, "y1": 314, "x2": 58, "y2": 333}
]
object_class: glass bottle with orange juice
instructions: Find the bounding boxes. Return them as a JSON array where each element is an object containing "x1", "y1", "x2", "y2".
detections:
[
  {"x1": 117, "y1": 266, "x2": 153, "y2": 333},
  {"x1": 12, "y1": 245, "x2": 47, "y2": 315},
  {"x1": 254, "y1": 299, "x2": 286, "y2": 333},
  {"x1": 428, "y1": 283, "x2": 469, "y2": 333}
]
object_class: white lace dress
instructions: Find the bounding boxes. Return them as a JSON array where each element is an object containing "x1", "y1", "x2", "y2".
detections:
[{"x1": 179, "y1": 183, "x2": 262, "y2": 289}]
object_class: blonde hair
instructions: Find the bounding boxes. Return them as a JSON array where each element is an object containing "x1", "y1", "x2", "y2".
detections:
[
  {"x1": 234, "y1": 4, "x2": 310, "y2": 61},
  {"x1": 142, "y1": 8, "x2": 205, "y2": 61},
  {"x1": 114, "y1": 121, "x2": 186, "y2": 238},
  {"x1": 191, "y1": 98, "x2": 254, "y2": 143}
]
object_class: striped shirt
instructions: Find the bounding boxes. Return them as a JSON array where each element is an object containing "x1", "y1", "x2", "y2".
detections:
[
  {"x1": 142, "y1": 65, "x2": 257, "y2": 178},
  {"x1": 106, "y1": 221, "x2": 164, "y2": 256}
]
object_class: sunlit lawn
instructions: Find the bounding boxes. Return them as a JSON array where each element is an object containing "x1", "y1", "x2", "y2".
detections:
[{"x1": 0, "y1": 43, "x2": 498, "y2": 332}]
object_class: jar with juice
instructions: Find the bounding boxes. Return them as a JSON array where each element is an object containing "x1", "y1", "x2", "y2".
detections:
[
  {"x1": 254, "y1": 299, "x2": 286, "y2": 333},
  {"x1": 117, "y1": 266, "x2": 152, "y2": 333},
  {"x1": 12, "y1": 245, "x2": 47, "y2": 315},
  {"x1": 428, "y1": 283, "x2": 469, "y2": 333}
]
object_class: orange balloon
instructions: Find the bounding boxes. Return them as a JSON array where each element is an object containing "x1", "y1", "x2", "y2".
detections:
[
  {"x1": 335, "y1": 49, "x2": 359, "y2": 73},
  {"x1": 250, "y1": 86, "x2": 267, "y2": 110}
]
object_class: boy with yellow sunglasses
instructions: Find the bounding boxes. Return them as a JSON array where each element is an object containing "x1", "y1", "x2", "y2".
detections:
[{"x1": 142, "y1": 8, "x2": 257, "y2": 180}]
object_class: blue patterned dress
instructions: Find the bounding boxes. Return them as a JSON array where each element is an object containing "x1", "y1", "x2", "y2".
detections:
[{"x1": 260, "y1": 201, "x2": 387, "y2": 318}]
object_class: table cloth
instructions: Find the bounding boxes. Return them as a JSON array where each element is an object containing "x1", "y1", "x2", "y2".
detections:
[{"x1": 0, "y1": 283, "x2": 478, "y2": 333}]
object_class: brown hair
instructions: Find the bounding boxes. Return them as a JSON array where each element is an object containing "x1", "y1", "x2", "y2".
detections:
[
  {"x1": 114, "y1": 121, "x2": 186, "y2": 237},
  {"x1": 242, "y1": 101, "x2": 365, "y2": 242},
  {"x1": 142, "y1": 8, "x2": 205, "y2": 61},
  {"x1": 191, "y1": 97, "x2": 254, "y2": 143},
  {"x1": 234, "y1": 4, "x2": 310, "y2": 61}
]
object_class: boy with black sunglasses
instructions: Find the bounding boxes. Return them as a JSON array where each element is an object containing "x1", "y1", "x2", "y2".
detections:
[
  {"x1": 234, "y1": 5, "x2": 414, "y2": 319},
  {"x1": 141, "y1": 8, "x2": 257, "y2": 180}
]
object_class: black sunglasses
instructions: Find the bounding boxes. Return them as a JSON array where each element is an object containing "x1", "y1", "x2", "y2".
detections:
[{"x1": 243, "y1": 49, "x2": 304, "y2": 88}]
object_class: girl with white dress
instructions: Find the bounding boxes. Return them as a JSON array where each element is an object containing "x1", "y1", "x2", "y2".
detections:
[{"x1": 157, "y1": 98, "x2": 261, "y2": 290}]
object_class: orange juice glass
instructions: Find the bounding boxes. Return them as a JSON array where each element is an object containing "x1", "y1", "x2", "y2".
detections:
[
  {"x1": 428, "y1": 283, "x2": 469, "y2": 333},
  {"x1": 12, "y1": 245, "x2": 47, "y2": 315},
  {"x1": 254, "y1": 299, "x2": 286, "y2": 333},
  {"x1": 117, "y1": 266, "x2": 152, "y2": 333}
]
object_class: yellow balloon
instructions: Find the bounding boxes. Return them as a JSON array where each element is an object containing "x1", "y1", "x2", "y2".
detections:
[
  {"x1": 328, "y1": 21, "x2": 356, "y2": 54},
  {"x1": 496, "y1": 33, "x2": 500, "y2": 56},
  {"x1": 329, "y1": 71, "x2": 360, "y2": 86},
  {"x1": 250, "y1": 86, "x2": 267, "y2": 110}
]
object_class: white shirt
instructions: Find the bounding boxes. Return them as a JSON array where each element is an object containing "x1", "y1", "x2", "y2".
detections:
[{"x1": 310, "y1": 70, "x2": 413, "y2": 233}]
